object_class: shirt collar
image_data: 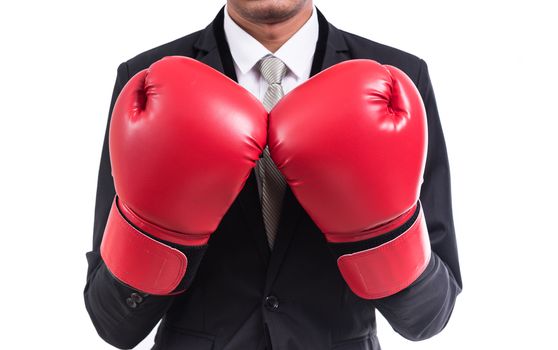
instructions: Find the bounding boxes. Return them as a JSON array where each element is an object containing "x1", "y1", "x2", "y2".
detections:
[{"x1": 223, "y1": 4, "x2": 319, "y2": 79}]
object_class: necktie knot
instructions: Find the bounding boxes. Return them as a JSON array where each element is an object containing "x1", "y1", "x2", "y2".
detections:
[{"x1": 259, "y1": 55, "x2": 287, "y2": 85}]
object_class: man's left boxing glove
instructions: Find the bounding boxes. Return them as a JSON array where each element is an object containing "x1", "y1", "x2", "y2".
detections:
[
  {"x1": 269, "y1": 59, "x2": 430, "y2": 300},
  {"x1": 101, "y1": 56, "x2": 267, "y2": 295}
]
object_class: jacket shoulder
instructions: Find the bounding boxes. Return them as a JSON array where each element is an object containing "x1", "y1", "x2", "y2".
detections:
[
  {"x1": 339, "y1": 29, "x2": 425, "y2": 82},
  {"x1": 122, "y1": 30, "x2": 204, "y2": 77}
]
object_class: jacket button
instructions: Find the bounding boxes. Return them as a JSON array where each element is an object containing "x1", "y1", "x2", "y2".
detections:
[
  {"x1": 264, "y1": 295, "x2": 279, "y2": 311},
  {"x1": 130, "y1": 292, "x2": 143, "y2": 303},
  {"x1": 126, "y1": 297, "x2": 137, "y2": 309}
]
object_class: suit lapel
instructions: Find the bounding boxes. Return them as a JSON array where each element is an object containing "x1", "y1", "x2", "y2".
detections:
[
  {"x1": 320, "y1": 15, "x2": 351, "y2": 71},
  {"x1": 192, "y1": 10, "x2": 225, "y2": 75}
]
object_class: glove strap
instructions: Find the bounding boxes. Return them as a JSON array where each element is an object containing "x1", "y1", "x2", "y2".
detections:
[
  {"x1": 100, "y1": 197, "x2": 188, "y2": 295},
  {"x1": 336, "y1": 203, "x2": 431, "y2": 299}
]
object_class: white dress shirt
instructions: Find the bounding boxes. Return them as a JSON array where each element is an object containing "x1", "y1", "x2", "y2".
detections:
[{"x1": 223, "y1": 4, "x2": 319, "y2": 100}]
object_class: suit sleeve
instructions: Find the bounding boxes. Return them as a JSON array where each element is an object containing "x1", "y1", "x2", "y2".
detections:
[
  {"x1": 370, "y1": 59, "x2": 462, "y2": 340},
  {"x1": 329, "y1": 59, "x2": 462, "y2": 340},
  {"x1": 83, "y1": 63, "x2": 174, "y2": 349}
]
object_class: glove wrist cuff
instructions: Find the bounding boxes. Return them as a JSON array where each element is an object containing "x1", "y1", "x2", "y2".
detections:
[
  {"x1": 118, "y1": 199, "x2": 210, "y2": 246},
  {"x1": 324, "y1": 203, "x2": 418, "y2": 243}
]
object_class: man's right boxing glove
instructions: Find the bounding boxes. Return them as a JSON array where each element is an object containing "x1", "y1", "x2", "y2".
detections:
[{"x1": 101, "y1": 56, "x2": 267, "y2": 295}]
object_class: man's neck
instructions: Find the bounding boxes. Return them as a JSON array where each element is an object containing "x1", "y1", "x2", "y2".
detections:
[{"x1": 226, "y1": 3, "x2": 314, "y2": 53}]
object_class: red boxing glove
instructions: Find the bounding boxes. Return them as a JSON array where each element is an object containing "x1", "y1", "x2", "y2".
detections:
[
  {"x1": 101, "y1": 56, "x2": 267, "y2": 295},
  {"x1": 269, "y1": 60, "x2": 431, "y2": 299}
]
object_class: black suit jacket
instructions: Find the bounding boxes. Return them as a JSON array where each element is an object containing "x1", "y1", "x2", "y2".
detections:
[{"x1": 84, "y1": 7, "x2": 462, "y2": 350}]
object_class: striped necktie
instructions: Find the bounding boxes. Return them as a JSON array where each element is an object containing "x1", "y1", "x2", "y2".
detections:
[{"x1": 257, "y1": 55, "x2": 288, "y2": 249}]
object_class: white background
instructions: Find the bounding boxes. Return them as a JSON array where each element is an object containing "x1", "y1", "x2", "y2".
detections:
[{"x1": 1, "y1": 0, "x2": 557, "y2": 349}]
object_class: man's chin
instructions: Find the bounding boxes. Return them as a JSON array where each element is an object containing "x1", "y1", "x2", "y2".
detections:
[{"x1": 228, "y1": 0, "x2": 309, "y2": 24}]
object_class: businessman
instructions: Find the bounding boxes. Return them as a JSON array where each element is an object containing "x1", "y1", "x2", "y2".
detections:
[{"x1": 84, "y1": 1, "x2": 462, "y2": 349}]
